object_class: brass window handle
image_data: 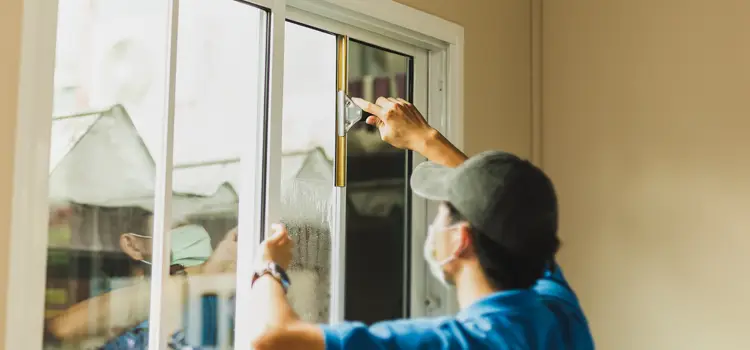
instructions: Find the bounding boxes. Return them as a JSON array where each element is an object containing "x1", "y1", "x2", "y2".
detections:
[{"x1": 335, "y1": 35, "x2": 349, "y2": 188}]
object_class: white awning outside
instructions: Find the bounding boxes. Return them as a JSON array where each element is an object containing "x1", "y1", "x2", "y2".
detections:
[
  {"x1": 49, "y1": 105, "x2": 346, "y2": 222},
  {"x1": 48, "y1": 0, "x2": 405, "y2": 254}
]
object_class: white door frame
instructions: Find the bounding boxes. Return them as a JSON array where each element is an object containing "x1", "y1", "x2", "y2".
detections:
[{"x1": 7, "y1": 0, "x2": 463, "y2": 348}]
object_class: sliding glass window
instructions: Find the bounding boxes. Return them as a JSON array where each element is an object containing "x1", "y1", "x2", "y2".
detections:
[
  {"x1": 40, "y1": 1, "x2": 439, "y2": 349},
  {"x1": 43, "y1": 0, "x2": 270, "y2": 348}
]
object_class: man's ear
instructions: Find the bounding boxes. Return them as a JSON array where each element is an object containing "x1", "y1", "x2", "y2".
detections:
[
  {"x1": 120, "y1": 233, "x2": 149, "y2": 261},
  {"x1": 456, "y1": 224, "x2": 474, "y2": 257}
]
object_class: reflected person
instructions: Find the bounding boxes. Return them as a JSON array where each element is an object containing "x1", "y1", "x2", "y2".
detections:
[
  {"x1": 47, "y1": 223, "x2": 238, "y2": 349},
  {"x1": 246, "y1": 97, "x2": 595, "y2": 350}
]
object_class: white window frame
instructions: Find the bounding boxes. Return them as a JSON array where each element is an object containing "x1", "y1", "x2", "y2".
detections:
[
  {"x1": 7, "y1": 0, "x2": 463, "y2": 348},
  {"x1": 283, "y1": 7, "x2": 431, "y2": 324}
]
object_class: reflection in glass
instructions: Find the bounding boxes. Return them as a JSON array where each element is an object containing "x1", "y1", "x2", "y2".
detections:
[
  {"x1": 44, "y1": 0, "x2": 265, "y2": 348},
  {"x1": 44, "y1": 0, "x2": 167, "y2": 348},
  {"x1": 172, "y1": 0, "x2": 264, "y2": 347},
  {"x1": 281, "y1": 22, "x2": 337, "y2": 323},
  {"x1": 345, "y1": 41, "x2": 412, "y2": 324}
]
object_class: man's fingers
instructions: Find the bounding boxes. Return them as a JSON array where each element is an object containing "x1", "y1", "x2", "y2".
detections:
[
  {"x1": 365, "y1": 115, "x2": 383, "y2": 127},
  {"x1": 352, "y1": 97, "x2": 384, "y2": 117},
  {"x1": 375, "y1": 96, "x2": 395, "y2": 111},
  {"x1": 396, "y1": 98, "x2": 411, "y2": 106}
]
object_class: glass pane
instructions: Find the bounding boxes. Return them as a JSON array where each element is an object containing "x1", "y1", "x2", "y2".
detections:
[
  {"x1": 280, "y1": 22, "x2": 337, "y2": 323},
  {"x1": 44, "y1": 0, "x2": 168, "y2": 348},
  {"x1": 44, "y1": 0, "x2": 267, "y2": 348},
  {"x1": 345, "y1": 41, "x2": 412, "y2": 324},
  {"x1": 172, "y1": 0, "x2": 266, "y2": 348}
]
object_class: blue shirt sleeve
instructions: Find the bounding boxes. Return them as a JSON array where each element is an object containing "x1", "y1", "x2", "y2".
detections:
[
  {"x1": 321, "y1": 317, "x2": 458, "y2": 350},
  {"x1": 534, "y1": 265, "x2": 595, "y2": 349}
]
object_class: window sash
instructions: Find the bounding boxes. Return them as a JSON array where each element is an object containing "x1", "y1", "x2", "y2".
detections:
[{"x1": 7, "y1": 0, "x2": 463, "y2": 348}]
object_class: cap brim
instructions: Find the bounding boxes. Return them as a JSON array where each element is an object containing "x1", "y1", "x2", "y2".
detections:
[{"x1": 410, "y1": 161, "x2": 455, "y2": 201}]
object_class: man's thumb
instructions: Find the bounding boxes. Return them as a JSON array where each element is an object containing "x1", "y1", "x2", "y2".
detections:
[{"x1": 269, "y1": 223, "x2": 286, "y2": 239}]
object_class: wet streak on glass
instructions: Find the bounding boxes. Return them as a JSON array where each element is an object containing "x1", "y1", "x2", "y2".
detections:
[{"x1": 280, "y1": 21, "x2": 337, "y2": 323}]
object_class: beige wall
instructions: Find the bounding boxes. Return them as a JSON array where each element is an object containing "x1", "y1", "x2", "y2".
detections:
[
  {"x1": 543, "y1": 0, "x2": 750, "y2": 349},
  {"x1": 0, "y1": 0, "x2": 23, "y2": 345},
  {"x1": 395, "y1": 0, "x2": 532, "y2": 157}
]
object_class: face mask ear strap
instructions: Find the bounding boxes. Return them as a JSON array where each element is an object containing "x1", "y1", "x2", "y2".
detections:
[
  {"x1": 136, "y1": 247, "x2": 174, "y2": 266},
  {"x1": 445, "y1": 224, "x2": 471, "y2": 259}
]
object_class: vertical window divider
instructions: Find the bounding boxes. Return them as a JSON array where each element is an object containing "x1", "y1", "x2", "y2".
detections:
[
  {"x1": 409, "y1": 50, "x2": 429, "y2": 318},
  {"x1": 423, "y1": 50, "x2": 451, "y2": 318},
  {"x1": 233, "y1": 0, "x2": 287, "y2": 348},
  {"x1": 329, "y1": 34, "x2": 349, "y2": 324},
  {"x1": 148, "y1": 0, "x2": 181, "y2": 348},
  {"x1": 261, "y1": 0, "x2": 287, "y2": 233},
  {"x1": 330, "y1": 183, "x2": 348, "y2": 324}
]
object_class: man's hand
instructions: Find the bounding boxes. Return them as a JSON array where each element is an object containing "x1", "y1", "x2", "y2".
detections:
[
  {"x1": 352, "y1": 97, "x2": 437, "y2": 152},
  {"x1": 354, "y1": 96, "x2": 468, "y2": 168},
  {"x1": 249, "y1": 223, "x2": 324, "y2": 350},
  {"x1": 260, "y1": 224, "x2": 294, "y2": 270},
  {"x1": 201, "y1": 227, "x2": 238, "y2": 274}
]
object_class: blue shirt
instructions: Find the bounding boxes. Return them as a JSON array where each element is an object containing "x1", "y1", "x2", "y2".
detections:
[
  {"x1": 101, "y1": 321, "x2": 195, "y2": 350},
  {"x1": 102, "y1": 295, "x2": 224, "y2": 349},
  {"x1": 321, "y1": 266, "x2": 594, "y2": 350}
]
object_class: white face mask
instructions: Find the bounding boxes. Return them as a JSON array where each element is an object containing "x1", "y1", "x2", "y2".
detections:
[{"x1": 423, "y1": 224, "x2": 463, "y2": 288}]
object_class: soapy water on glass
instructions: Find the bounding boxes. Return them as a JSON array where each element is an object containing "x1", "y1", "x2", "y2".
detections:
[
  {"x1": 280, "y1": 94, "x2": 363, "y2": 322},
  {"x1": 281, "y1": 177, "x2": 337, "y2": 323}
]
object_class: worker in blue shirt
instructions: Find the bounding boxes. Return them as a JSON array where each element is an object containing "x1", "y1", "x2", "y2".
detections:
[{"x1": 246, "y1": 96, "x2": 595, "y2": 350}]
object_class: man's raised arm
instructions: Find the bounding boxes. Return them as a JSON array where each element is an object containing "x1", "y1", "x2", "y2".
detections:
[{"x1": 352, "y1": 97, "x2": 467, "y2": 168}]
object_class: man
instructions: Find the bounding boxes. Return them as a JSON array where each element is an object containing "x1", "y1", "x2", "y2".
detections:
[
  {"x1": 247, "y1": 97, "x2": 595, "y2": 349},
  {"x1": 101, "y1": 224, "x2": 228, "y2": 349},
  {"x1": 47, "y1": 223, "x2": 238, "y2": 349}
]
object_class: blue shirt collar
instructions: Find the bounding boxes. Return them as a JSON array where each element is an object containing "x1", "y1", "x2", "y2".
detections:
[{"x1": 457, "y1": 289, "x2": 538, "y2": 321}]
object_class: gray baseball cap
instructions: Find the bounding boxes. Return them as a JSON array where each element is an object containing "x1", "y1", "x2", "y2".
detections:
[{"x1": 411, "y1": 150, "x2": 558, "y2": 250}]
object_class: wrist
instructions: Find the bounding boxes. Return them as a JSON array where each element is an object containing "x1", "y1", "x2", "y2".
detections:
[
  {"x1": 255, "y1": 273, "x2": 281, "y2": 288},
  {"x1": 252, "y1": 261, "x2": 291, "y2": 293},
  {"x1": 258, "y1": 256, "x2": 290, "y2": 272},
  {"x1": 414, "y1": 128, "x2": 468, "y2": 168},
  {"x1": 412, "y1": 127, "x2": 441, "y2": 155}
]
